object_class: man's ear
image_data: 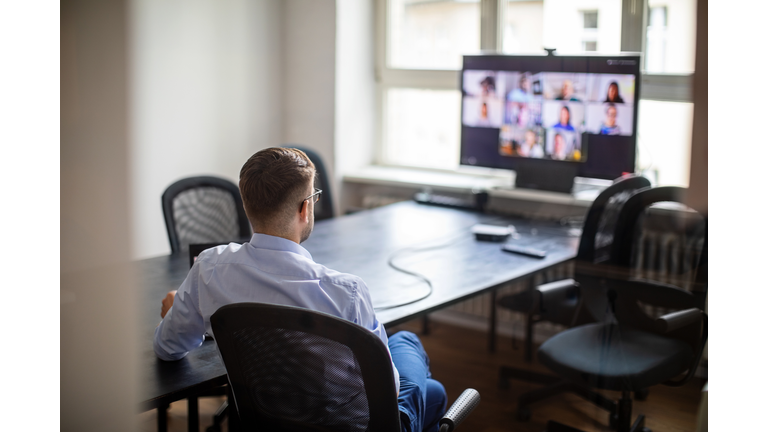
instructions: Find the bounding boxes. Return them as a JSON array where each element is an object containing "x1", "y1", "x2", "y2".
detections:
[{"x1": 298, "y1": 199, "x2": 309, "y2": 223}]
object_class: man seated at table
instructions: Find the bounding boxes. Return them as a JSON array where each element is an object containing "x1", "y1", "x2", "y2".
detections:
[{"x1": 154, "y1": 147, "x2": 447, "y2": 432}]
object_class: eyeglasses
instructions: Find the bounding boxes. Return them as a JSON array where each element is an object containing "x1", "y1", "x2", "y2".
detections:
[{"x1": 305, "y1": 188, "x2": 323, "y2": 204}]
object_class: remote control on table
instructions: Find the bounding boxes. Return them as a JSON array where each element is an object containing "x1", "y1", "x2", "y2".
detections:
[{"x1": 501, "y1": 244, "x2": 547, "y2": 258}]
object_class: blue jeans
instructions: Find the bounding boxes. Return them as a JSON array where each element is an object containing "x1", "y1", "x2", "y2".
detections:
[{"x1": 388, "y1": 331, "x2": 447, "y2": 432}]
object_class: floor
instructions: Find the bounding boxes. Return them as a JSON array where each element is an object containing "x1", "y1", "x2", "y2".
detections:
[{"x1": 137, "y1": 318, "x2": 705, "y2": 432}]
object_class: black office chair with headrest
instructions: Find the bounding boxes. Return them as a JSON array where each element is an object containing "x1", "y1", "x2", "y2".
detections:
[
  {"x1": 285, "y1": 145, "x2": 335, "y2": 221},
  {"x1": 161, "y1": 175, "x2": 252, "y2": 255},
  {"x1": 211, "y1": 303, "x2": 481, "y2": 432},
  {"x1": 527, "y1": 186, "x2": 708, "y2": 432},
  {"x1": 496, "y1": 174, "x2": 652, "y2": 364}
]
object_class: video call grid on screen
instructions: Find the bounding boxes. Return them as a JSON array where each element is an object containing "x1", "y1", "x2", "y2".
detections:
[{"x1": 460, "y1": 55, "x2": 640, "y2": 180}]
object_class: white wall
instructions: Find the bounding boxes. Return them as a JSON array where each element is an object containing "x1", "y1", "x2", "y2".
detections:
[
  {"x1": 335, "y1": 0, "x2": 377, "y2": 211},
  {"x1": 282, "y1": 0, "x2": 339, "y2": 213},
  {"x1": 130, "y1": 0, "x2": 339, "y2": 259},
  {"x1": 130, "y1": 0, "x2": 286, "y2": 259}
]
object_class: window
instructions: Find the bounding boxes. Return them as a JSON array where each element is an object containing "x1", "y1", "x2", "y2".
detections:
[
  {"x1": 375, "y1": 0, "x2": 696, "y2": 185},
  {"x1": 581, "y1": 10, "x2": 598, "y2": 52},
  {"x1": 646, "y1": 6, "x2": 668, "y2": 71},
  {"x1": 540, "y1": 1, "x2": 621, "y2": 55},
  {"x1": 388, "y1": 0, "x2": 481, "y2": 70},
  {"x1": 636, "y1": 100, "x2": 694, "y2": 186},
  {"x1": 645, "y1": 0, "x2": 696, "y2": 74},
  {"x1": 583, "y1": 10, "x2": 599, "y2": 29},
  {"x1": 503, "y1": 1, "x2": 544, "y2": 54},
  {"x1": 384, "y1": 88, "x2": 461, "y2": 169}
]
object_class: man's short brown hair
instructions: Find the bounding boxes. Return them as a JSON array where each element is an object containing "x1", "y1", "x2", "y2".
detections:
[{"x1": 239, "y1": 147, "x2": 315, "y2": 226}]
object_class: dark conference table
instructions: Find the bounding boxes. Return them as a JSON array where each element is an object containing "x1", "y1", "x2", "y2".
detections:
[{"x1": 138, "y1": 201, "x2": 580, "y2": 415}]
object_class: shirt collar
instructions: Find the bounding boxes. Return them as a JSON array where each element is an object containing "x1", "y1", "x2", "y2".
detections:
[{"x1": 248, "y1": 233, "x2": 313, "y2": 261}]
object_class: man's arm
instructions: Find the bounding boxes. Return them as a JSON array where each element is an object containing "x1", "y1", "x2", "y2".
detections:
[{"x1": 153, "y1": 266, "x2": 206, "y2": 361}]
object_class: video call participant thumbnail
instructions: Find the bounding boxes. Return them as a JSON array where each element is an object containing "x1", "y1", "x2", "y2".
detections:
[
  {"x1": 600, "y1": 103, "x2": 621, "y2": 135},
  {"x1": 555, "y1": 79, "x2": 580, "y2": 102},
  {"x1": 545, "y1": 129, "x2": 583, "y2": 162},
  {"x1": 584, "y1": 102, "x2": 633, "y2": 136},
  {"x1": 552, "y1": 105, "x2": 576, "y2": 132},
  {"x1": 517, "y1": 129, "x2": 544, "y2": 158},
  {"x1": 499, "y1": 127, "x2": 544, "y2": 158},
  {"x1": 507, "y1": 73, "x2": 533, "y2": 103},
  {"x1": 604, "y1": 81, "x2": 625, "y2": 103}
]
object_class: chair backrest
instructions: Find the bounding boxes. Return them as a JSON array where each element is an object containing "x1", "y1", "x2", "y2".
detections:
[
  {"x1": 581, "y1": 186, "x2": 707, "y2": 356},
  {"x1": 161, "y1": 176, "x2": 251, "y2": 254},
  {"x1": 576, "y1": 174, "x2": 652, "y2": 263},
  {"x1": 286, "y1": 145, "x2": 335, "y2": 221},
  {"x1": 210, "y1": 303, "x2": 402, "y2": 432}
]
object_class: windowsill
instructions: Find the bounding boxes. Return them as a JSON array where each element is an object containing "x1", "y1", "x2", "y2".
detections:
[
  {"x1": 343, "y1": 165, "x2": 610, "y2": 207},
  {"x1": 343, "y1": 164, "x2": 512, "y2": 191}
]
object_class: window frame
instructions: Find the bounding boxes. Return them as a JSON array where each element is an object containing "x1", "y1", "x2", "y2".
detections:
[{"x1": 374, "y1": 0, "x2": 694, "y2": 167}]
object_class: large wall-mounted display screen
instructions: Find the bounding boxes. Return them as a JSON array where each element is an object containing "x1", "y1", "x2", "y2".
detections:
[{"x1": 460, "y1": 55, "x2": 641, "y2": 181}]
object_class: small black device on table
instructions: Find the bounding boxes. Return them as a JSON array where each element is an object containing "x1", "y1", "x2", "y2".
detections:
[{"x1": 501, "y1": 243, "x2": 547, "y2": 258}]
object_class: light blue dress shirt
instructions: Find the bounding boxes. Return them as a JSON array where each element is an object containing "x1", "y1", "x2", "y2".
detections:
[{"x1": 153, "y1": 233, "x2": 400, "y2": 393}]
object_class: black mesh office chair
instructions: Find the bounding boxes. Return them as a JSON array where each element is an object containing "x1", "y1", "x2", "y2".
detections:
[
  {"x1": 161, "y1": 176, "x2": 252, "y2": 255},
  {"x1": 510, "y1": 187, "x2": 708, "y2": 432},
  {"x1": 160, "y1": 176, "x2": 252, "y2": 431},
  {"x1": 285, "y1": 145, "x2": 335, "y2": 220},
  {"x1": 496, "y1": 174, "x2": 652, "y2": 364},
  {"x1": 211, "y1": 303, "x2": 481, "y2": 432}
]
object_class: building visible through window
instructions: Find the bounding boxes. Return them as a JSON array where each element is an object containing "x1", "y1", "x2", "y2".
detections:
[
  {"x1": 582, "y1": 10, "x2": 598, "y2": 29},
  {"x1": 581, "y1": 10, "x2": 598, "y2": 52},
  {"x1": 646, "y1": 6, "x2": 668, "y2": 72}
]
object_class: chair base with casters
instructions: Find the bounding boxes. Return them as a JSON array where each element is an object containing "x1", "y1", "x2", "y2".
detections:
[
  {"x1": 545, "y1": 404, "x2": 650, "y2": 432},
  {"x1": 498, "y1": 356, "x2": 650, "y2": 427},
  {"x1": 542, "y1": 390, "x2": 650, "y2": 432},
  {"x1": 203, "y1": 389, "x2": 229, "y2": 432},
  {"x1": 154, "y1": 387, "x2": 230, "y2": 432},
  {"x1": 498, "y1": 368, "x2": 620, "y2": 425}
]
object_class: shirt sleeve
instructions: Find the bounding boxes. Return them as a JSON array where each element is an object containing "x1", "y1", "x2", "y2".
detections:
[
  {"x1": 353, "y1": 277, "x2": 401, "y2": 396},
  {"x1": 153, "y1": 263, "x2": 206, "y2": 361}
]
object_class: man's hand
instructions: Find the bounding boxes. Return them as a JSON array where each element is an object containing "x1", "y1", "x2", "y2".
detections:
[{"x1": 161, "y1": 290, "x2": 177, "y2": 319}]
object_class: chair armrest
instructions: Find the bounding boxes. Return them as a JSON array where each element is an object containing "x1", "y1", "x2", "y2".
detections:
[
  {"x1": 662, "y1": 310, "x2": 708, "y2": 387},
  {"x1": 438, "y1": 388, "x2": 480, "y2": 432},
  {"x1": 536, "y1": 279, "x2": 579, "y2": 313},
  {"x1": 656, "y1": 308, "x2": 702, "y2": 333}
]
